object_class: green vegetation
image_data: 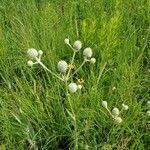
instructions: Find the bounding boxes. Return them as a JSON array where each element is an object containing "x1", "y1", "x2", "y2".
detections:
[{"x1": 0, "y1": 0, "x2": 149, "y2": 149}]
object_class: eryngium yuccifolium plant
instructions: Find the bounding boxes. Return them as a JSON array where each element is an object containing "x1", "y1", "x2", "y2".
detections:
[
  {"x1": 26, "y1": 39, "x2": 96, "y2": 148},
  {"x1": 102, "y1": 101, "x2": 129, "y2": 124},
  {"x1": 27, "y1": 38, "x2": 96, "y2": 93}
]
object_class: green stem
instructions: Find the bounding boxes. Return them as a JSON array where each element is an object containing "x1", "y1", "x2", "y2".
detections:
[
  {"x1": 65, "y1": 79, "x2": 78, "y2": 149},
  {"x1": 36, "y1": 58, "x2": 64, "y2": 81},
  {"x1": 69, "y1": 60, "x2": 86, "y2": 80},
  {"x1": 66, "y1": 51, "x2": 76, "y2": 79}
]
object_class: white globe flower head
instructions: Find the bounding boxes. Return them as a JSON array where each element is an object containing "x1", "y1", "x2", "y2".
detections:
[
  {"x1": 64, "y1": 38, "x2": 70, "y2": 45},
  {"x1": 77, "y1": 84, "x2": 82, "y2": 90},
  {"x1": 147, "y1": 111, "x2": 150, "y2": 117},
  {"x1": 57, "y1": 60, "x2": 68, "y2": 73},
  {"x1": 73, "y1": 40, "x2": 82, "y2": 51},
  {"x1": 122, "y1": 104, "x2": 129, "y2": 110},
  {"x1": 114, "y1": 117, "x2": 122, "y2": 124},
  {"x1": 90, "y1": 58, "x2": 96, "y2": 64},
  {"x1": 27, "y1": 48, "x2": 38, "y2": 59},
  {"x1": 38, "y1": 50, "x2": 43, "y2": 55},
  {"x1": 112, "y1": 107, "x2": 120, "y2": 116},
  {"x1": 27, "y1": 60, "x2": 34, "y2": 67},
  {"x1": 147, "y1": 101, "x2": 150, "y2": 107},
  {"x1": 83, "y1": 47, "x2": 93, "y2": 58},
  {"x1": 68, "y1": 83, "x2": 78, "y2": 93},
  {"x1": 102, "y1": 101, "x2": 108, "y2": 108}
]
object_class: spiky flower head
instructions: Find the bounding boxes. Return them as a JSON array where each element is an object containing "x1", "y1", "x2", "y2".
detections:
[
  {"x1": 83, "y1": 47, "x2": 93, "y2": 58},
  {"x1": 114, "y1": 117, "x2": 122, "y2": 124},
  {"x1": 112, "y1": 107, "x2": 120, "y2": 116},
  {"x1": 27, "y1": 60, "x2": 34, "y2": 67},
  {"x1": 27, "y1": 48, "x2": 38, "y2": 59},
  {"x1": 90, "y1": 58, "x2": 96, "y2": 64},
  {"x1": 68, "y1": 83, "x2": 78, "y2": 93},
  {"x1": 102, "y1": 101, "x2": 108, "y2": 108},
  {"x1": 64, "y1": 38, "x2": 70, "y2": 45},
  {"x1": 57, "y1": 60, "x2": 68, "y2": 73},
  {"x1": 73, "y1": 40, "x2": 82, "y2": 51}
]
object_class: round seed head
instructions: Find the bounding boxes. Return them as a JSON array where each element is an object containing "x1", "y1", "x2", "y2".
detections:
[
  {"x1": 73, "y1": 40, "x2": 82, "y2": 51},
  {"x1": 83, "y1": 47, "x2": 93, "y2": 58},
  {"x1": 64, "y1": 38, "x2": 70, "y2": 45},
  {"x1": 57, "y1": 60, "x2": 68, "y2": 73},
  {"x1": 27, "y1": 60, "x2": 34, "y2": 67},
  {"x1": 102, "y1": 101, "x2": 108, "y2": 108},
  {"x1": 27, "y1": 48, "x2": 38, "y2": 59},
  {"x1": 122, "y1": 104, "x2": 129, "y2": 110},
  {"x1": 90, "y1": 58, "x2": 96, "y2": 64},
  {"x1": 114, "y1": 117, "x2": 122, "y2": 124},
  {"x1": 68, "y1": 83, "x2": 78, "y2": 93},
  {"x1": 112, "y1": 107, "x2": 120, "y2": 116}
]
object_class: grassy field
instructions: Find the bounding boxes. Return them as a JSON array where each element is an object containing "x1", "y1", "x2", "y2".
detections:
[{"x1": 0, "y1": 0, "x2": 150, "y2": 149}]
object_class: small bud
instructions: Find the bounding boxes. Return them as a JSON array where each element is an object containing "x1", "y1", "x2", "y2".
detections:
[
  {"x1": 102, "y1": 101, "x2": 108, "y2": 108},
  {"x1": 112, "y1": 107, "x2": 120, "y2": 116},
  {"x1": 64, "y1": 38, "x2": 70, "y2": 45},
  {"x1": 114, "y1": 117, "x2": 122, "y2": 124},
  {"x1": 112, "y1": 86, "x2": 116, "y2": 91},
  {"x1": 57, "y1": 60, "x2": 68, "y2": 73},
  {"x1": 83, "y1": 47, "x2": 93, "y2": 58},
  {"x1": 122, "y1": 104, "x2": 129, "y2": 110},
  {"x1": 38, "y1": 50, "x2": 43, "y2": 55},
  {"x1": 68, "y1": 83, "x2": 78, "y2": 93},
  {"x1": 27, "y1": 48, "x2": 38, "y2": 59},
  {"x1": 77, "y1": 85, "x2": 82, "y2": 90},
  {"x1": 147, "y1": 101, "x2": 150, "y2": 107},
  {"x1": 27, "y1": 60, "x2": 34, "y2": 67},
  {"x1": 73, "y1": 40, "x2": 82, "y2": 51},
  {"x1": 90, "y1": 58, "x2": 96, "y2": 64},
  {"x1": 147, "y1": 111, "x2": 150, "y2": 117}
]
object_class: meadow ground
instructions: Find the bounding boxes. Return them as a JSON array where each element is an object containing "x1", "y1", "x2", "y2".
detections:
[{"x1": 0, "y1": 0, "x2": 150, "y2": 149}]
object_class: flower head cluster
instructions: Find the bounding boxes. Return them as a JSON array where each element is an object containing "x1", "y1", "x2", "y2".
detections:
[
  {"x1": 64, "y1": 38, "x2": 96, "y2": 64},
  {"x1": 102, "y1": 101, "x2": 129, "y2": 124},
  {"x1": 27, "y1": 38, "x2": 96, "y2": 94},
  {"x1": 27, "y1": 48, "x2": 43, "y2": 67}
]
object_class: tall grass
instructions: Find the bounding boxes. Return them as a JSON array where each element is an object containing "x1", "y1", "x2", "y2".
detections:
[{"x1": 0, "y1": 0, "x2": 149, "y2": 149}]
